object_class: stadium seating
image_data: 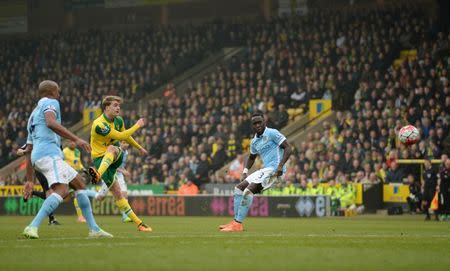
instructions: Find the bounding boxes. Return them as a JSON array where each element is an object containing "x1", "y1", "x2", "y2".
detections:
[
  {"x1": 0, "y1": 25, "x2": 222, "y2": 172},
  {"x1": 1, "y1": 5, "x2": 449, "y2": 204},
  {"x1": 121, "y1": 5, "x2": 449, "y2": 197}
]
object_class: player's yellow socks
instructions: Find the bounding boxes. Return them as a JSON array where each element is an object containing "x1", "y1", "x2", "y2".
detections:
[
  {"x1": 97, "y1": 151, "x2": 115, "y2": 177},
  {"x1": 73, "y1": 198, "x2": 83, "y2": 218},
  {"x1": 116, "y1": 198, "x2": 142, "y2": 226}
]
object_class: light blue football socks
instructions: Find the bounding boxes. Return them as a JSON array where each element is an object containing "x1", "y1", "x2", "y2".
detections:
[
  {"x1": 85, "y1": 190, "x2": 98, "y2": 198},
  {"x1": 235, "y1": 189, "x2": 254, "y2": 223},
  {"x1": 29, "y1": 193, "x2": 63, "y2": 228},
  {"x1": 76, "y1": 190, "x2": 100, "y2": 232},
  {"x1": 233, "y1": 187, "x2": 243, "y2": 220}
]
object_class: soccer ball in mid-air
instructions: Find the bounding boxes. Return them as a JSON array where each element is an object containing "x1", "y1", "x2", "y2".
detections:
[{"x1": 398, "y1": 125, "x2": 420, "y2": 145}]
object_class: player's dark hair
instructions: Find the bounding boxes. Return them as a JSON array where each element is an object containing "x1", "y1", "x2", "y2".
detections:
[{"x1": 252, "y1": 111, "x2": 264, "y2": 118}]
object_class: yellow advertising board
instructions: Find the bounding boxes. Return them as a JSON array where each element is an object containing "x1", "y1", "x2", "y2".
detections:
[
  {"x1": 355, "y1": 183, "x2": 363, "y2": 205},
  {"x1": 383, "y1": 184, "x2": 410, "y2": 203},
  {"x1": 83, "y1": 108, "x2": 102, "y2": 125},
  {"x1": 309, "y1": 99, "x2": 332, "y2": 121},
  {"x1": 0, "y1": 185, "x2": 43, "y2": 197}
]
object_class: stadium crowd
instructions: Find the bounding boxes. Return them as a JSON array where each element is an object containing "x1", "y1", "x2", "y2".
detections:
[
  {"x1": 117, "y1": 6, "x2": 449, "y2": 192},
  {"x1": 0, "y1": 24, "x2": 219, "y2": 168},
  {"x1": 1, "y1": 5, "x2": 449, "y2": 216}
]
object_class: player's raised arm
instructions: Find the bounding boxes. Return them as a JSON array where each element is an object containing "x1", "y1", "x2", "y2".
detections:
[
  {"x1": 120, "y1": 119, "x2": 148, "y2": 155},
  {"x1": 98, "y1": 118, "x2": 145, "y2": 140}
]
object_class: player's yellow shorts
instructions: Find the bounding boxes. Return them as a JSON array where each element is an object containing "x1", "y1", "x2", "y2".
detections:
[{"x1": 93, "y1": 147, "x2": 123, "y2": 187}]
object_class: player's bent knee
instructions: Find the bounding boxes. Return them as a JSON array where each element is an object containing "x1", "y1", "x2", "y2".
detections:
[
  {"x1": 50, "y1": 183, "x2": 69, "y2": 199},
  {"x1": 107, "y1": 145, "x2": 118, "y2": 155},
  {"x1": 243, "y1": 188, "x2": 253, "y2": 196},
  {"x1": 110, "y1": 183, "x2": 124, "y2": 199},
  {"x1": 70, "y1": 174, "x2": 86, "y2": 190},
  {"x1": 236, "y1": 180, "x2": 249, "y2": 191},
  {"x1": 246, "y1": 183, "x2": 262, "y2": 194}
]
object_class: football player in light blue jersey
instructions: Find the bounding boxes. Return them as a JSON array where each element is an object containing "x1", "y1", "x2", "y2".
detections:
[
  {"x1": 22, "y1": 80, "x2": 112, "y2": 239},
  {"x1": 219, "y1": 111, "x2": 292, "y2": 232}
]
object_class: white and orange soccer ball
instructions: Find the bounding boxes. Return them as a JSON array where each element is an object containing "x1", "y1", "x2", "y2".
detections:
[{"x1": 398, "y1": 125, "x2": 420, "y2": 145}]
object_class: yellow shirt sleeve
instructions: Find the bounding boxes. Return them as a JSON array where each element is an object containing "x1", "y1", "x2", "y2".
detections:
[
  {"x1": 95, "y1": 122, "x2": 140, "y2": 140},
  {"x1": 120, "y1": 121, "x2": 143, "y2": 150},
  {"x1": 126, "y1": 137, "x2": 143, "y2": 150}
]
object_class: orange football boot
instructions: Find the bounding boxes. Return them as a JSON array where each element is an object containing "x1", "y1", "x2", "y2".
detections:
[
  {"x1": 220, "y1": 221, "x2": 244, "y2": 232},
  {"x1": 219, "y1": 220, "x2": 235, "y2": 229},
  {"x1": 88, "y1": 167, "x2": 101, "y2": 184},
  {"x1": 138, "y1": 222, "x2": 153, "y2": 232}
]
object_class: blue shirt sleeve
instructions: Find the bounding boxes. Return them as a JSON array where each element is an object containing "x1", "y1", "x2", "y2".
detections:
[
  {"x1": 26, "y1": 132, "x2": 32, "y2": 144},
  {"x1": 269, "y1": 129, "x2": 286, "y2": 146},
  {"x1": 42, "y1": 99, "x2": 60, "y2": 116},
  {"x1": 250, "y1": 139, "x2": 257, "y2": 155}
]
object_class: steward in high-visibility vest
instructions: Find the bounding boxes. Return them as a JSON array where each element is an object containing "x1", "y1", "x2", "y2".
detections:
[
  {"x1": 307, "y1": 178, "x2": 324, "y2": 195},
  {"x1": 325, "y1": 179, "x2": 340, "y2": 215},
  {"x1": 339, "y1": 179, "x2": 356, "y2": 208},
  {"x1": 282, "y1": 180, "x2": 297, "y2": 195},
  {"x1": 297, "y1": 180, "x2": 309, "y2": 195}
]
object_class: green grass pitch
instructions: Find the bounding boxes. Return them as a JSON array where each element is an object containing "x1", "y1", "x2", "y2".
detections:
[{"x1": 0, "y1": 215, "x2": 449, "y2": 271}]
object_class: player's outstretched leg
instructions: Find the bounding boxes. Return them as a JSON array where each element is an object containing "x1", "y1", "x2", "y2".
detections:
[
  {"x1": 75, "y1": 190, "x2": 113, "y2": 238},
  {"x1": 74, "y1": 190, "x2": 98, "y2": 223},
  {"x1": 116, "y1": 197, "x2": 152, "y2": 231},
  {"x1": 69, "y1": 174, "x2": 112, "y2": 238},
  {"x1": 111, "y1": 181, "x2": 152, "y2": 231},
  {"x1": 220, "y1": 190, "x2": 252, "y2": 232},
  {"x1": 118, "y1": 175, "x2": 132, "y2": 223},
  {"x1": 221, "y1": 183, "x2": 260, "y2": 232},
  {"x1": 28, "y1": 190, "x2": 60, "y2": 225},
  {"x1": 219, "y1": 181, "x2": 249, "y2": 230},
  {"x1": 219, "y1": 187, "x2": 244, "y2": 229},
  {"x1": 32, "y1": 171, "x2": 60, "y2": 225},
  {"x1": 89, "y1": 146, "x2": 117, "y2": 184},
  {"x1": 23, "y1": 192, "x2": 63, "y2": 239}
]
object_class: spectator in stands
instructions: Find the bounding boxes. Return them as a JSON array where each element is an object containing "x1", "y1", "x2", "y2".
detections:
[
  {"x1": 2, "y1": 4, "x2": 450, "y2": 200},
  {"x1": 0, "y1": 24, "x2": 218, "y2": 168},
  {"x1": 177, "y1": 177, "x2": 199, "y2": 195},
  {"x1": 210, "y1": 142, "x2": 227, "y2": 171},
  {"x1": 385, "y1": 161, "x2": 405, "y2": 183}
]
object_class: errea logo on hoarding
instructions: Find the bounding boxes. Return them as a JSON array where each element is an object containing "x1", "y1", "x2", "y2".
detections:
[{"x1": 295, "y1": 196, "x2": 326, "y2": 217}]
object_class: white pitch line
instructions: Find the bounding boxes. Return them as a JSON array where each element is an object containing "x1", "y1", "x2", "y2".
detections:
[{"x1": 0, "y1": 233, "x2": 448, "y2": 246}]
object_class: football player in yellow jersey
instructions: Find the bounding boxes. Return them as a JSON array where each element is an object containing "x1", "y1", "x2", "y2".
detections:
[
  {"x1": 63, "y1": 140, "x2": 90, "y2": 223},
  {"x1": 87, "y1": 95, "x2": 152, "y2": 232},
  {"x1": 63, "y1": 141, "x2": 85, "y2": 172}
]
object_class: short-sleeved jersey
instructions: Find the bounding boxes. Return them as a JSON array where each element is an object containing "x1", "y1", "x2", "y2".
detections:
[
  {"x1": 27, "y1": 97, "x2": 63, "y2": 164},
  {"x1": 250, "y1": 127, "x2": 287, "y2": 171},
  {"x1": 90, "y1": 113, "x2": 125, "y2": 158},
  {"x1": 63, "y1": 147, "x2": 84, "y2": 171}
]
